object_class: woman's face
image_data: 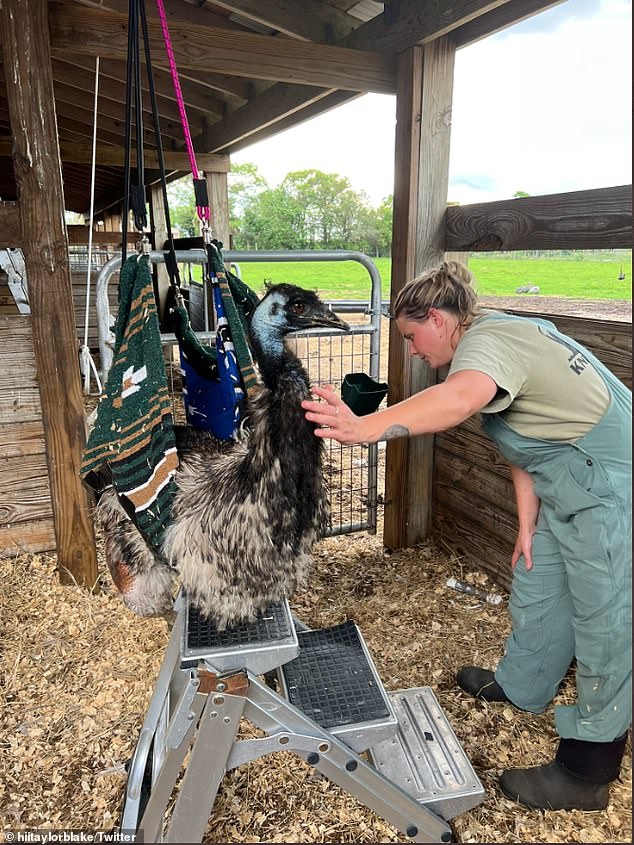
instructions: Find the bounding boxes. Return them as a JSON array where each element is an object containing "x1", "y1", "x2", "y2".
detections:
[{"x1": 396, "y1": 308, "x2": 459, "y2": 368}]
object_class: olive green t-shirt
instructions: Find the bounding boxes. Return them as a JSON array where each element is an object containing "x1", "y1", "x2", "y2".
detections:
[{"x1": 448, "y1": 313, "x2": 610, "y2": 441}]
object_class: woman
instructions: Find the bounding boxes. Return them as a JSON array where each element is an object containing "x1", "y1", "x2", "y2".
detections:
[{"x1": 302, "y1": 261, "x2": 631, "y2": 812}]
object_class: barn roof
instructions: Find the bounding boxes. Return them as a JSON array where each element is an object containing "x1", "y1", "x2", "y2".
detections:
[{"x1": 0, "y1": 0, "x2": 564, "y2": 216}]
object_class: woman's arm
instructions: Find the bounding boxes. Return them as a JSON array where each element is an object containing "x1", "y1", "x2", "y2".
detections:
[
  {"x1": 510, "y1": 464, "x2": 540, "y2": 571},
  {"x1": 302, "y1": 369, "x2": 498, "y2": 445}
]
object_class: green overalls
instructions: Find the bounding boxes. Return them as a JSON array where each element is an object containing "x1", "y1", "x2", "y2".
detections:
[{"x1": 480, "y1": 319, "x2": 631, "y2": 744}]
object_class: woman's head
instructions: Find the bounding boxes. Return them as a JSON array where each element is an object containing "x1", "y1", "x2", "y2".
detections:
[
  {"x1": 393, "y1": 260, "x2": 478, "y2": 324},
  {"x1": 392, "y1": 261, "x2": 479, "y2": 367}
]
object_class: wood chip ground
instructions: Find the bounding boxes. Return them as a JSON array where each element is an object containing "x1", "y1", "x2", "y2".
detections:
[{"x1": 1, "y1": 527, "x2": 630, "y2": 843}]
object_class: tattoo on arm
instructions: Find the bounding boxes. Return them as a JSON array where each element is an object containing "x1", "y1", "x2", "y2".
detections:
[{"x1": 379, "y1": 424, "x2": 410, "y2": 441}]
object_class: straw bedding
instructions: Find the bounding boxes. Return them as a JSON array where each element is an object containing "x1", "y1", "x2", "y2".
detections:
[{"x1": 1, "y1": 525, "x2": 630, "y2": 843}]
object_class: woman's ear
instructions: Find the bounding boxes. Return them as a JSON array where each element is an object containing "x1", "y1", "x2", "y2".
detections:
[{"x1": 428, "y1": 307, "x2": 444, "y2": 329}]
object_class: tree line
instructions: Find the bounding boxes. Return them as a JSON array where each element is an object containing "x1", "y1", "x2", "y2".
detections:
[{"x1": 167, "y1": 163, "x2": 394, "y2": 257}]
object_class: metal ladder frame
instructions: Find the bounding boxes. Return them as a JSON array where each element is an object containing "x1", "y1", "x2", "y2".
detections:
[{"x1": 121, "y1": 609, "x2": 454, "y2": 844}]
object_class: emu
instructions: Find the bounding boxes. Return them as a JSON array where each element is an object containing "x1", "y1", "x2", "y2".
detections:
[{"x1": 96, "y1": 284, "x2": 349, "y2": 629}]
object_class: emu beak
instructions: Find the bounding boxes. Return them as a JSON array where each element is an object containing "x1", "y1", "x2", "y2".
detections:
[{"x1": 304, "y1": 306, "x2": 350, "y2": 332}]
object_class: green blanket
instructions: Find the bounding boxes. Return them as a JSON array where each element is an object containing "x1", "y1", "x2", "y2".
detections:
[{"x1": 81, "y1": 254, "x2": 178, "y2": 551}]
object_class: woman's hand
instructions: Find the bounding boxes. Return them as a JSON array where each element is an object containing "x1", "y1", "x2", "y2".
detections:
[
  {"x1": 302, "y1": 385, "x2": 366, "y2": 444},
  {"x1": 512, "y1": 524, "x2": 536, "y2": 571},
  {"x1": 510, "y1": 465, "x2": 540, "y2": 571}
]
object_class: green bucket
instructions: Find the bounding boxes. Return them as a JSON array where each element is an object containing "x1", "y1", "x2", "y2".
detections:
[{"x1": 341, "y1": 372, "x2": 389, "y2": 416}]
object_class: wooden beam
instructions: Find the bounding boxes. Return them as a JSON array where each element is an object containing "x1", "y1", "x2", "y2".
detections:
[
  {"x1": 48, "y1": 2, "x2": 396, "y2": 94},
  {"x1": 445, "y1": 186, "x2": 633, "y2": 251},
  {"x1": 90, "y1": 0, "x2": 244, "y2": 32},
  {"x1": 206, "y1": 84, "x2": 340, "y2": 152},
  {"x1": 220, "y1": 91, "x2": 362, "y2": 154},
  {"x1": 382, "y1": 47, "x2": 423, "y2": 551},
  {"x1": 383, "y1": 38, "x2": 457, "y2": 551},
  {"x1": 204, "y1": 0, "x2": 564, "y2": 152},
  {"x1": 0, "y1": 138, "x2": 230, "y2": 171},
  {"x1": 66, "y1": 226, "x2": 138, "y2": 245},
  {"x1": 345, "y1": 0, "x2": 505, "y2": 51},
  {"x1": 452, "y1": 0, "x2": 567, "y2": 46},
  {"x1": 345, "y1": 0, "x2": 563, "y2": 51},
  {"x1": 208, "y1": 0, "x2": 356, "y2": 43},
  {"x1": 0, "y1": 0, "x2": 98, "y2": 585},
  {"x1": 205, "y1": 171, "x2": 230, "y2": 246},
  {"x1": 0, "y1": 202, "x2": 22, "y2": 248},
  {"x1": 52, "y1": 53, "x2": 248, "y2": 110}
]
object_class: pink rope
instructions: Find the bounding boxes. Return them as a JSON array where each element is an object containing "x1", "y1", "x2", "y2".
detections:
[{"x1": 154, "y1": 0, "x2": 210, "y2": 225}]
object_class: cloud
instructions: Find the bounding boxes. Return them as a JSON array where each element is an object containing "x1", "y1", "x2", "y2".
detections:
[{"x1": 448, "y1": 0, "x2": 631, "y2": 202}]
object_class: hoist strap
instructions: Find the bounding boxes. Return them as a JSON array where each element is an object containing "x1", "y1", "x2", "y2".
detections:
[{"x1": 154, "y1": 0, "x2": 210, "y2": 227}]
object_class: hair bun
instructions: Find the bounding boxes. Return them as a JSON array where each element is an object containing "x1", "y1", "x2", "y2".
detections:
[{"x1": 441, "y1": 260, "x2": 474, "y2": 287}]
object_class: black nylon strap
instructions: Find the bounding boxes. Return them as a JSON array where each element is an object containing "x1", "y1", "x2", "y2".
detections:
[{"x1": 138, "y1": 0, "x2": 180, "y2": 292}]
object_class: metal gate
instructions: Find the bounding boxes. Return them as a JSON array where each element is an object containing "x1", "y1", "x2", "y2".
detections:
[{"x1": 95, "y1": 250, "x2": 385, "y2": 536}]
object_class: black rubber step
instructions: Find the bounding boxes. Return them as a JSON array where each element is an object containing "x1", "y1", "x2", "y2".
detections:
[{"x1": 279, "y1": 621, "x2": 393, "y2": 731}]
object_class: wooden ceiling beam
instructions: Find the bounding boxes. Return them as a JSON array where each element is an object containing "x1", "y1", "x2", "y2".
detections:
[
  {"x1": 48, "y1": 2, "x2": 396, "y2": 94},
  {"x1": 451, "y1": 0, "x2": 567, "y2": 46},
  {"x1": 0, "y1": 137, "x2": 229, "y2": 171},
  {"x1": 52, "y1": 79, "x2": 190, "y2": 132},
  {"x1": 52, "y1": 53, "x2": 248, "y2": 110},
  {"x1": 51, "y1": 58, "x2": 228, "y2": 121},
  {"x1": 222, "y1": 91, "x2": 362, "y2": 154},
  {"x1": 205, "y1": 84, "x2": 340, "y2": 152},
  {"x1": 203, "y1": 0, "x2": 564, "y2": 154},
  {"x1": 342, "y1": 0, "x2": 561, "y2": 51},
  {"x1": 206, "y1": 0, "x2": 356, "y2": 43},
  {"x1": 53, "y1": 98, "x2": 185, "y2": 144},
  {"x1": 70, "y1": 0, "x2": 242, "y2": 31}
]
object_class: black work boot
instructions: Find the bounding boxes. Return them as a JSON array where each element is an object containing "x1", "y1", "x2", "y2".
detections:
[
  {"x1": 456, "y1": 666, "x2": 509, "y2": 702},
  {"x1": 499, "y1": 761, "x2": 609, "y2": 810},
  {"x1": 499, "y1": 732, "x2": 628, "y2": 811}
]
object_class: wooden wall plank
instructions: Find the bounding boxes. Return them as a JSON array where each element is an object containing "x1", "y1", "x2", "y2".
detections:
[
  {"x1": 0, "y1": 387, "x2": 44, "y2": 425},
  {"x1": 0, "y1": 420, "x2": 47, "y2": 458},
  {"x1": 0, "y1": 202, "x2": 22, "y2": 248},
  {"x1": 0, "y1": 456, "x2": 53, "y2": 526},
  {"x1": 1, "y1": 0, "x2": 97, "y2": 584},
  {"x1": 0, "y1": 519, "x2": 57, "y2": 557},
  {"x1": 445, "y1": 186, "x2": 632, "y2": 252}
]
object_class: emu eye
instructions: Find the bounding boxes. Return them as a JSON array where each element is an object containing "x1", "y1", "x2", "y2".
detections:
[{"x1": 290, "y1": 300, "x2": 305, "y2": 315}]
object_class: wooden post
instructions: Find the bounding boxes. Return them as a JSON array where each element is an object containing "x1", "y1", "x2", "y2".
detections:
[
  {"x1": 0, "y1": 0, "x2": 97, "y2": 586},
  {"x1": 383, "y1": 38, "x2": 456, "y2": 549},
  {"x1": 205, "y1": 170, "x2": 231, "y2": 247}
]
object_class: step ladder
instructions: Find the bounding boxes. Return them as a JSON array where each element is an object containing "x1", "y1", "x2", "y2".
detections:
[{"x1": 120, "y1": 596, "x2": 484, "y2": 843}]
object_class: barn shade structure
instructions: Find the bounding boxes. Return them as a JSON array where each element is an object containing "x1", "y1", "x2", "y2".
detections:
[{"x1": 0, "y1": 0, "x2": 631, "y2": 588}]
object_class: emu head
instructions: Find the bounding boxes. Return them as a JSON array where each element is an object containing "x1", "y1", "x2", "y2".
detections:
[{"x1": 249, "y1": 283, "x2": 349, "y2": 357}]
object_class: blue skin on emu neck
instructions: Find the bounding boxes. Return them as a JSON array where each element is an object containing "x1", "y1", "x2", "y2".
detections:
[{"x1": 249, "y1": 291, "x2": 294, "y2": 358}]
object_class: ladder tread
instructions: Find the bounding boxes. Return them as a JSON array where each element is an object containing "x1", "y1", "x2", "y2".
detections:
[
  {"x1": 368, "y1": 687, "x2": 485, "y2": 820},
  {"x1": 280, "y1": 621, "x2": 392, "y2": 728}
]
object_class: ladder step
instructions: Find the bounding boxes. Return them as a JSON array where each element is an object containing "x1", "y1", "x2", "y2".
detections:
[
  {"x1": 278, "y1": 621, "x2": 398, "y2": 752},
  {"x1": 181, "y1": 598, "x2": 299, "y2": 677},
  {"x1": 368, "y1": 687, "x2": 485, "y2": 820}
]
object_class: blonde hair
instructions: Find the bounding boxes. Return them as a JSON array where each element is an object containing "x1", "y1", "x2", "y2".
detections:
[{"x1": 392, "y1": 260, "x2": 479, "y2": 330}]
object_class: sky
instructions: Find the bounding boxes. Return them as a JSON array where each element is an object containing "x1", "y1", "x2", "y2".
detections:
[{"x1": 231, "y1": 0, "x2": 632, "y2": 207}]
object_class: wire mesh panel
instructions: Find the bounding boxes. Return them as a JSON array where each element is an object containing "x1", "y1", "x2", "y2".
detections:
[{"x1": 291, "y1": 322, "x2": 382, "y2": 535}]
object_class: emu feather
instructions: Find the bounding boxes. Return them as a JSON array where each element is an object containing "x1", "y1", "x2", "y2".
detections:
[{"x1": 96, "y1": 284, "x2": 349, "y2": 629}]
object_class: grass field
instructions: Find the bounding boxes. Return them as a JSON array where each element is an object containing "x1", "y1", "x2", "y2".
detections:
[{"x1": 230, "y1": 254, "x2": 632, "y2": 302}]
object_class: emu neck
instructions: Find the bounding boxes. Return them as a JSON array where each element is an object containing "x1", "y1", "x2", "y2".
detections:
[{"x1": 249, "y1": 331, "x2": 307, "y2": 392}]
